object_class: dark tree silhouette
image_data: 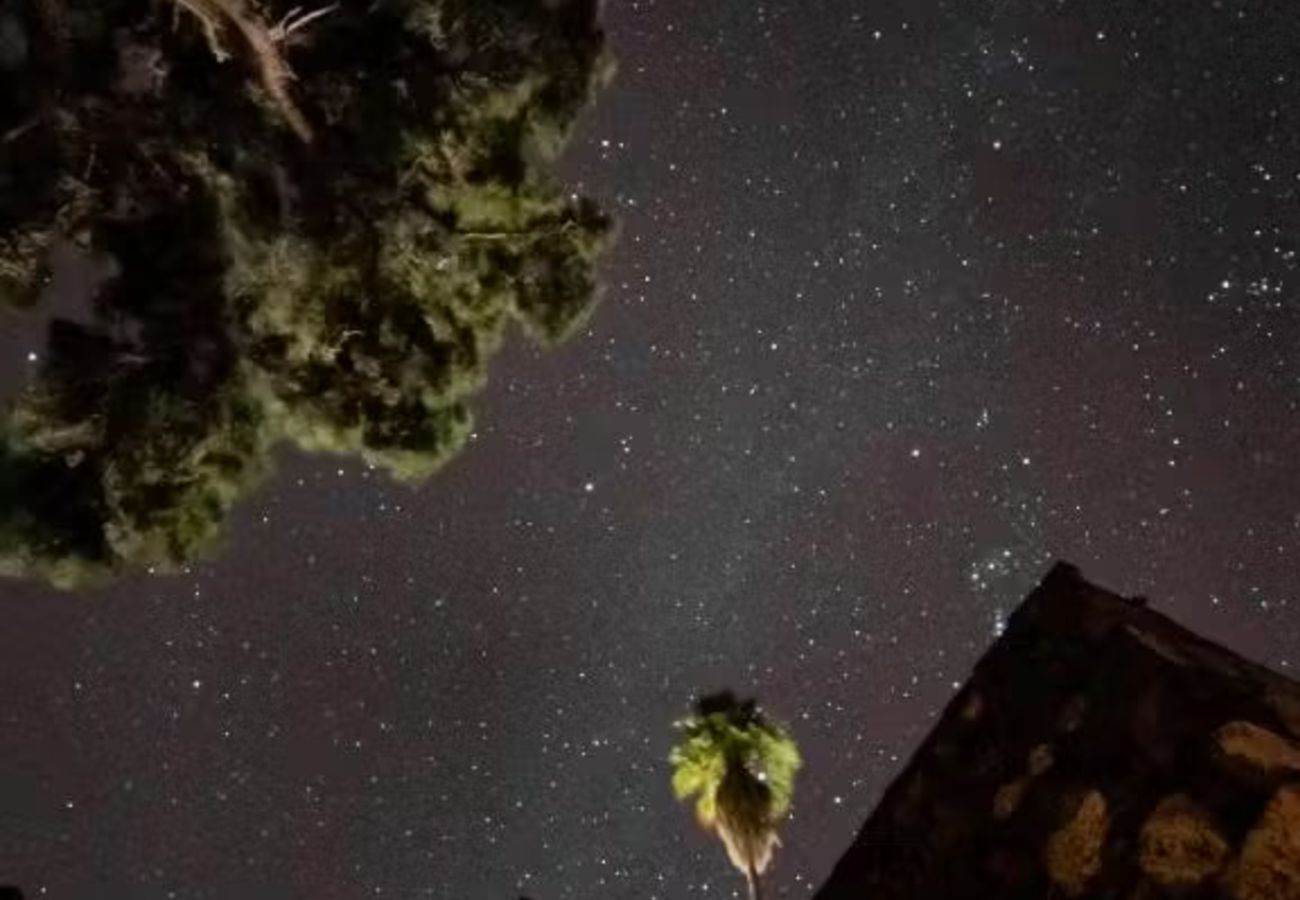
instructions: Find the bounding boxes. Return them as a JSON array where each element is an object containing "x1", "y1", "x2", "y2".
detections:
[{"x1": 0, "y1": 0, "x2": 611, "y2": 585}]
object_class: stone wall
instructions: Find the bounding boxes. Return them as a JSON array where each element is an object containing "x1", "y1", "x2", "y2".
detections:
[{"x1": 813, "y1": 562, "x2": 1300, "y2": 900}]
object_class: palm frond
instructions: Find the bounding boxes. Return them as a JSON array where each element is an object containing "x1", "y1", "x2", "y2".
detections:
[{"x1": 668, "y1": 692, "x2": 802, "y2": 881}]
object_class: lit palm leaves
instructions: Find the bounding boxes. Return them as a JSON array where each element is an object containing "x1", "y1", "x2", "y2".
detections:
[{"x1": 670, "y1": 693, "x2": 802, "y2": 893}]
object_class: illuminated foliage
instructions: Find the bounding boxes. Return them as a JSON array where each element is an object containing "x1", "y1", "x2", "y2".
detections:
[
  {"x1": 670, "y1": 692, "x2": 802, "y2": 900},
  {"x1": 0, "y1": 0, "x2": 610, "y2": 584}
]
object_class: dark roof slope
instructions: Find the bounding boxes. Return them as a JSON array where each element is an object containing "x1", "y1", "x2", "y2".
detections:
[{"x1": 814, "y1": 562, "x2": 1300, "y2": 900}]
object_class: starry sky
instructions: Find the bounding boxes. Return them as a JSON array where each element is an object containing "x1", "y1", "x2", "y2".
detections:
[{"x1": 2, "y1": 0, "x2": 1299, "y2": 897}]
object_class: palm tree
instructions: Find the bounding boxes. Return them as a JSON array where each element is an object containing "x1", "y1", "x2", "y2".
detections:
[{"x1": 669, "y1": 692, "x2": 803, "y2": 900}]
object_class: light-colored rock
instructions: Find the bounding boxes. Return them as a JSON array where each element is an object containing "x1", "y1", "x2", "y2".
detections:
[
  {"x1": 1138, "y1": 794, "x2": 1229, "y2": 887},
  {"x1": 1216, "y1": 721, "x2": 1300, "y2": 775},
  {"x1": 1028, "y1": 743, "x2": 1055, "y2": 776},
  {"x1": 993, "y1": 778, "x2": 1026, "y2": 821},
  {"x1": 1233, "y1": 784, "x2": 1300, "y2": 900},
  {"x1": 1045, "y1": 789, "x2": 1109, "y2": 897}
]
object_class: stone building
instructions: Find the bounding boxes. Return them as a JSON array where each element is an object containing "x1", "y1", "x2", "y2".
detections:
[{"x1": 814, "y1": 562, "x2": 1300, "y2": 899}]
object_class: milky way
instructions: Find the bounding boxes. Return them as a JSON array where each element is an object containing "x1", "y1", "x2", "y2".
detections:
[{"x1": 2, "y1": 1, "x2": 1298, "y2": 898}]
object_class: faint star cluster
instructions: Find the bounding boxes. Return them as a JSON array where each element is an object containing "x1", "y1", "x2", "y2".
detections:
[{"x1": 2, "y1": 0, "x2": 1299, "y2": 898}]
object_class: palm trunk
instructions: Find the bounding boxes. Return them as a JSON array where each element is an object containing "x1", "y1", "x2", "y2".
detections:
[{"x1": 746, "y1": 861, "x2": 762, "y2": 900}]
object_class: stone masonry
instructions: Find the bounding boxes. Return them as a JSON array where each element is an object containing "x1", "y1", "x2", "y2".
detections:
[{"x1": 813, "y1": 562, "x2": 1300, "y2": 900}]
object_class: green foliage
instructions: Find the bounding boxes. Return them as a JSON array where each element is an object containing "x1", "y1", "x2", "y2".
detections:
[
  {"x1": 669, "y1": 692, "x2": 802, "y2": 884},
  {"x1": 0, "y1": 0, "x2": 611, "y2": 584}
]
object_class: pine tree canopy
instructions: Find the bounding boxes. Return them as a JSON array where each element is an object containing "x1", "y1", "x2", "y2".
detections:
[{"x1": 0, "y1": 0, "x2": 611, "y2": 585}]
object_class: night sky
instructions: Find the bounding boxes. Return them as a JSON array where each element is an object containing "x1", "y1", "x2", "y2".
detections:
[{"x1": 2, "y1": 0, "x2": 1300, "y2": 898}]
